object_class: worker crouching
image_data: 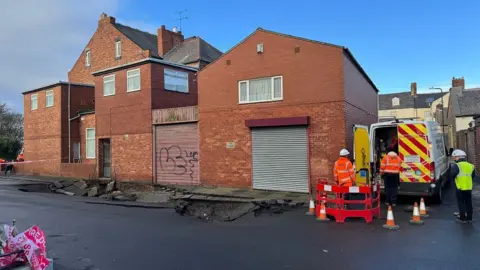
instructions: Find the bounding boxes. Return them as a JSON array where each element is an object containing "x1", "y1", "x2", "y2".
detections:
[{"x1": 380, "y1": 150, "x2": 402, "y2": 206}]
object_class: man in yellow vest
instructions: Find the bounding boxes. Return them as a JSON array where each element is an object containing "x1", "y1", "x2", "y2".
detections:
[{"x1": 450, "y1": 149, "x2": 475, "y2": 223}]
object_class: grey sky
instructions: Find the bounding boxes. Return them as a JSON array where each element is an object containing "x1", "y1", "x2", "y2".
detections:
[{"x1": 0, "y1": 0, "x2": 119, "y2": 112}]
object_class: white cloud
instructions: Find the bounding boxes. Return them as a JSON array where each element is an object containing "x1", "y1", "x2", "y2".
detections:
[{"x1": 0, "y1": 0, "x2": 119, "y2": 112}]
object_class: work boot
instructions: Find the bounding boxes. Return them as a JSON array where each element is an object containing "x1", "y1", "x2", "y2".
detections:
[{"x1": 456, "y1": 218, "x2": 467, "y2": 224}]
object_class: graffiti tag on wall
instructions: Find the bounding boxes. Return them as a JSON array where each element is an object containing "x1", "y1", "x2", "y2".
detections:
[{"x1": 159, "y1": 145, "x2": 198, "y2": 181}]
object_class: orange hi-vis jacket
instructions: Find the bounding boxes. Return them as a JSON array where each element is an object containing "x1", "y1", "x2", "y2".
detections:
[
  {"x1": 380, "y1": 153, "x2": 402, "y2": 174},
  {"x1": 334, "y1": 157, "x2": 355, "y2": 187}
]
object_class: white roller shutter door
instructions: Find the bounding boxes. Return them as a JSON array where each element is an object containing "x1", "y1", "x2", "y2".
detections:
[{"x1": 252, "y1": 126, "x2": 309, "y2": 193}]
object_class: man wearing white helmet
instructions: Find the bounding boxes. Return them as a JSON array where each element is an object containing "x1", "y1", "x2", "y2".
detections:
[
  {"x1": 334, "y1": 149, "x2": 355, "y2": 187},
  {"x1": 450, "y1": 149, "x2": 475, "y2": 223},
  {"x1": 334, "y1": 149, "x2": 356, "y2": 207}
]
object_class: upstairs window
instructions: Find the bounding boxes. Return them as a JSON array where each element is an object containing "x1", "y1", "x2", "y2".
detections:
[
  {"x1": 45, "y1": 89, "x2": 54, "y2": 107},
  {"x1": 164, "y1": 69, "x2": 188, "y2": 93},
  {"x1": 115, "y1": 40, "x2": 121, "y2": 58},
  {"x1": 127, "y1": 69, "x2": 141, "y2": 92},
  {"x1": 239, "y1": 76, "x2": 283, "y2": 104},
  {"x1": 85, "y1": 50, "x2": 91, "y2": 66},
  {"x1": 392, "y1": 97, "x2": 400, "y2": 106},
  {"x1": 30, "y1": 94, "x2": 38, "y2": 110},
  {"x1": 103, "y1": 75, "x2": 115, "y2": 96}
]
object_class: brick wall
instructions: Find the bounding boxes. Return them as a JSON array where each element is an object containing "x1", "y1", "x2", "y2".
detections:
[
  {"x1": 94, "y1": 63, "x2": 153, "y2": 181},
  {"x1": 342, "y1": 54, "x2": 378, "y2": 153},
  {"x1": 151, "y1": 64, "x2": 198, "y2": 110},
  {"x1": 23, "y1": 86, "x2": 63, "y2": 175},
  {"x1": 68, "y1": 16, "x2": 149, "y2": 84},
  {"x1": 61, "y1": 85, "x2": 95, "y2": 162},
  {"x1": 78, "y1": 113, "x2": 96, "y2": 164},
  {"x1": 199, "y1": 103, "x2": 345, "y2": 188},
  {"x1": 198, "y1": 29, "x2": 347, "y2": 188}
]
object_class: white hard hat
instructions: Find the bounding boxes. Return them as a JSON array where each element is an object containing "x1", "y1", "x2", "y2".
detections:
[
  {"x1": 451, "y1": 149, "x2": 467, "y2": 157},
  {"x1": 340, "y1": 149, "x2": 350, "y2": 156}
]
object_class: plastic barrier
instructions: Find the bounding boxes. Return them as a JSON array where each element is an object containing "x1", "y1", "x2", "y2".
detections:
[{"x1": 315, "y1": 179, "x2": 381, "y2": 223}]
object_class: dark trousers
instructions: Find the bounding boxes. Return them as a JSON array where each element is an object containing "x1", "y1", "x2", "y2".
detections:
[
  {"x1": 456, "y1": 189, "x2": 473, "y2": 221},
  {"x1": 383, "y1": 173, "x2": 400, "y2": 205},
  {"x1": 385, "y1": 187, "x2": 398, "y2": 205}
]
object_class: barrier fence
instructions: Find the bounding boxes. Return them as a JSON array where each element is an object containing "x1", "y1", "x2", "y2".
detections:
[{"x1": 315, "y1": 178, "x2": 381, "y2": 223}]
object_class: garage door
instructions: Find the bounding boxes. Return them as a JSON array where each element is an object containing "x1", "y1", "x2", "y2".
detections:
[
  {"x1": 155, "y1": 123, "x2": 199, "y2": 185},
  {"x1": 252, "y1": 126, "x2": 309, "y2": 193}
]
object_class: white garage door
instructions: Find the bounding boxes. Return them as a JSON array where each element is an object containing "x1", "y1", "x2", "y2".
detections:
[
  {"x1": 155, "y1": 123, "x2": 199, "y2": 185},
  {"x1": 252, "y1": 126, "x2": 309, "y2": 193}
]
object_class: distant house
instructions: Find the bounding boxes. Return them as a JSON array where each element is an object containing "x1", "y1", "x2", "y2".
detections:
[
  {"x1": 447, "y1": 77, "x2": 480, "y2": 132},
  {"x1": 378, "y1": 91, "x2": 446, "y2": 121}
]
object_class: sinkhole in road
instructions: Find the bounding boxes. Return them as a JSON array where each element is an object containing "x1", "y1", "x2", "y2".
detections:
[{"x1": 175, "y1": 200, "x2": 304, "y2": 222}]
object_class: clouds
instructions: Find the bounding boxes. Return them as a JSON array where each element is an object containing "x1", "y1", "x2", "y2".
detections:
[{"x1": 0, "y1": 0, "x2": 119, "y2": 112}]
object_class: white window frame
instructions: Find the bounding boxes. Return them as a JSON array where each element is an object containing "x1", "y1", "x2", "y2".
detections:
[
  {"x1": 115, "y1": 40, "x2": 121, "y2": 58},
  {"x1": 85, "y1": 50, "x2": 91, "y2": 67},
  {"x1": 164, "y1": 68, "x2": 189, "y2": 93},
  {"x1": 127, "y1": 68, "x2": 141, "y2": 92},
  {"x1": 45, "y1": 89, "x2": 54, "y2": 107},
  {"x1": 103, "y1": 74, "x2": 115, "y2": 96},
  {"x1": 85, "y1": 128, "x2": 96, "y2": 159},
  {"x1": 30, "y1": 94, "x2": 38, "y2": 110},
  {"x1": 392, "y1": 97, "x2": 400, "y2": 106},
  {"x1": 238, "y1": 76, "x2": 283, "y2": 104}
]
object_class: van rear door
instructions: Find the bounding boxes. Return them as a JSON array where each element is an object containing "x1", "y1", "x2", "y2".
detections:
[
  {"x1": 397, "y1": 123, "x2": 432, "y2": 183},
  {"x1": 353, "y1": 125, "x2": 371, "y2": 186}
]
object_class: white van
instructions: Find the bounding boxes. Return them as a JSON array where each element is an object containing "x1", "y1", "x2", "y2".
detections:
[{"x1": 353, "y1": 119, "x2": 449, "y2": 202}]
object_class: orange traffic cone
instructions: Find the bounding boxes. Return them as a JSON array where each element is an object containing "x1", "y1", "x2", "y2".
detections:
[
  {"x1": 383, "y1": 206, "x2": 399, "y2": 230},
  {"x1": 306, "y1": 198, "x2": 315, "y2": 216},
  {"x1": 419, "y1": 198, "x2": 429, "y2": 217},
  {"x1": 409, "y1": 202, "x2": 424, "y2": 225},
  {"x1": 316, "y1": 201, "x2": 329, "y2": 221}
]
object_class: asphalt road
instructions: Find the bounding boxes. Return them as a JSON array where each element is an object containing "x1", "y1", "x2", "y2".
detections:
[{"x1": 0, "y1": 179, "x2": 479, "y2": 270}]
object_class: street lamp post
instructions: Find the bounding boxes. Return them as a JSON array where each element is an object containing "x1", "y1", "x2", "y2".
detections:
[{"x1": 430, "y1": 87, "x2": 445, "y2": 136}]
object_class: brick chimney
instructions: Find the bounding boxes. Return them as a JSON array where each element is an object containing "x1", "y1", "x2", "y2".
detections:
[
  {"x1": 98, "y1": 12, "x2": 115, "y2": 26},
  {"x1": 452, "y1": 77, "x2": 465, "y2": 89},
  {"x1": 157, "y1": 25, "x2": 184, "y2": 56},
  {"x1": 410, "y1": 82, "x2": 417, "y2": 96}
]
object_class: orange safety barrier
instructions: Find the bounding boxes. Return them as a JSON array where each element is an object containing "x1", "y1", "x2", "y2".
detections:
[{"x1": 315, "y1": 178, "x2": 381, "y2": 223}]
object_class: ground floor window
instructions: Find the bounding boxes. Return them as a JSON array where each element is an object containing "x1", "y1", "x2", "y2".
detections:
[{"x1": 86, "y1": 128, "x2": 95, "y2": 159}]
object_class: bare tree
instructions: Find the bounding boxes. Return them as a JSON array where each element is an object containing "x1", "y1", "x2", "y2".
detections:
[{"x1": 0, "y1": 104, "x2": 23, "y2": 160}]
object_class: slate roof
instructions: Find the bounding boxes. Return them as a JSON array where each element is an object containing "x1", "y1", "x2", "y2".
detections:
[
  {"x1": 113, "y1": 23, "x2": 222, "y2": 63},
  {"x1": 114, "y1": 23, "x2": 159, "y2": 57},
  {"x1": 163, "y1": 37, "x2": 223, "y2": 65},
  {"x1": 379, "y1": 92, "x2": 446, "y2": 110},
  {"x1": 450, "y1": 88, "x2": 480, "y2": 117}
]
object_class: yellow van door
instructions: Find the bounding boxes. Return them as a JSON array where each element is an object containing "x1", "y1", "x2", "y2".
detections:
[{"x1": 353, "y1": 125, "x2": 371, "y2": 186}]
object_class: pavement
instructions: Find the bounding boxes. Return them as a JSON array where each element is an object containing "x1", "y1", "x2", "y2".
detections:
[{"x1": 0, "y1": 178, "x2": 479, "y2": 270}]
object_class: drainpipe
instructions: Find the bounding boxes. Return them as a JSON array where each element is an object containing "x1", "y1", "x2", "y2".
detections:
[{"x1": 68, "y1": 82, "x2": 71, "y2": 163}]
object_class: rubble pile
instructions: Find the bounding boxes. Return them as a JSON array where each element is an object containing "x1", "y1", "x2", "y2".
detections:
[{"x1": 49, "y1": 180, "x2": 137, "y2": 202}]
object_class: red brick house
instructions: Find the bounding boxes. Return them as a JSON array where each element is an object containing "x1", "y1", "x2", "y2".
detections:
[
  {"x1": 198, "y1": 28, "x2": 378, "y2": 192},
  {"x1": 22, "y1": 82, "x2": 96, "y2": 178},
  {"x1": 21, "y1": 13, "x2": 222, "y2": 182}
]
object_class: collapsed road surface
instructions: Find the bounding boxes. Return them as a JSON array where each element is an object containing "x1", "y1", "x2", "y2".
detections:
[{"x1": 0, "y1": 179, "x2": 479, "y2": 270}]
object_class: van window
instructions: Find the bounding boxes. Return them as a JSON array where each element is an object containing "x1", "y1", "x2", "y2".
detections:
[{"x1": 435, "y1": 138, "x2": 445, "y2": 156}]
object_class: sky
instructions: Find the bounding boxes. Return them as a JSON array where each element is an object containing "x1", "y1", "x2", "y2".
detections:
[{"x1": 1, "y1": 0, "x2": 479, "y2": 112}]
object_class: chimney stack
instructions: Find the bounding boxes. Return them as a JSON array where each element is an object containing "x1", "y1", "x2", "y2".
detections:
[
  {"x1": 157, "y1": 25, "x2": 184, "y2": 56},
  {"x1": 98, "y1": 12, "x2": 115, "y2": 26},
  {"x1": 452, "y1": 77, "x2": 465, "y2": 89},
  {"x1": 410, "y1": 82, "x2": 417, "y2": 96}
]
